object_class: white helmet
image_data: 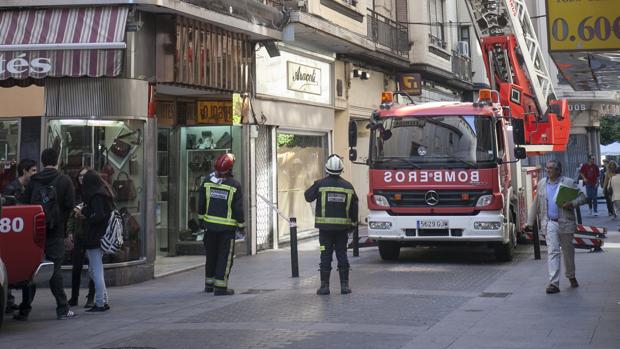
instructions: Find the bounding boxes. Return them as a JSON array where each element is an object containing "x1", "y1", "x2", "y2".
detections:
[{"x1": 325, "y1": 154, "x2": 344, "y2": 175}]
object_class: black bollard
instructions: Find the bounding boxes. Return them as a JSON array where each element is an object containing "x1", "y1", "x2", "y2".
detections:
[
  {"x1": 289, "y1": 217, "x2": 299, "y2": 278},
  {"x1": 575, "y1": 205, "x2": 582, "y2": 225},
  {"x1": 353, "y1": 222, "x2": 359, "y2": 257},
  {"x1": 532, "y1": 222, "x2": 541, "y2": 260}
]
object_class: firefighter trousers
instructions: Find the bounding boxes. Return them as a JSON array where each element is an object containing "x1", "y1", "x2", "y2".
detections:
[
  {"x1": 319, "y1": 229, "x2": 349, "y2": 272},
  {"x1": 204, "y1": 231, "x2": 235, "y2": 289}
]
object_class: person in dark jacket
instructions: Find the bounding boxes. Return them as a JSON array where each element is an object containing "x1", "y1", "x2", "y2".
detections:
[
  {"x1": 20, "y1": 148, "x2": 77, "y2": 320},
  {"x1": 198, "y1": 153, "x2": 245, "y2": 296},
  {"x1": 67, "y1": 167, "x2": 96, "y2": 308},
  {"x1": 76, "y1": 170, "x2": 114, "y2": 313},
  {"x1": 305, "y1": 154, "x2": 358, "y2": 296},
  {"x1": 3, "y1": 159, "x2": 36, "y2": 315}
]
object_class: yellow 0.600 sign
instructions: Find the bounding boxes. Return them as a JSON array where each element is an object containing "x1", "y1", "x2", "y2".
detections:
[{"x1": 546, "y1": 0, "x2": 620, "y2": 52}]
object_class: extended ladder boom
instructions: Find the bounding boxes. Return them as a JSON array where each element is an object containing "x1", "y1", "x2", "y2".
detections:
[{"x1": 465, "y1": 0, "x2": 554, "y2": 115}]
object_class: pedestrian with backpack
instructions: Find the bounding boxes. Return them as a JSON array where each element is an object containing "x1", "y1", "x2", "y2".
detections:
[
  {"x1": 75, "y1": 170, "x2": 114, "y2": 313},
  {"x1": 21, "y1": 148, "x2": 77, "y2": 320}
]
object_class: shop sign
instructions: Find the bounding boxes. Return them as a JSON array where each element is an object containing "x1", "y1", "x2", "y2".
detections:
[
  {"x1": 287, "y1": 62, "x2": 321, "y2": 95},
  {"x1": 399, "y1": 73, "x2": 422, "y2": 96},
  {"x1": 0, "y1": 54, "x2": 52, "y2": 75},
  {"x1": 197, "y1": 101, "x2": 233, "y2": 124},
  {"x1": 546, "y1": 0, "x2": 620, "y2": 52}
]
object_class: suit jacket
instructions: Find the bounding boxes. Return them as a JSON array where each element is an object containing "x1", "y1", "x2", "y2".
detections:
[{"x1": 527, "y1": 176, "x2": 587, "y2": 234}]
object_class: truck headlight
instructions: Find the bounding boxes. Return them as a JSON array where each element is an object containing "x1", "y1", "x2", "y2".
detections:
[
  {"x1": 369, "y1": 221, "x2": 392, "y2": 229},
  {"x1": 373, "y1": 195, "x2": 390, "y2": 207},
  {"x1": 474, "y1": 221, "x2": 502, "y2": 230},
  {"x1": 475, "y1": 195, "x2": 493, "y2": 207}
]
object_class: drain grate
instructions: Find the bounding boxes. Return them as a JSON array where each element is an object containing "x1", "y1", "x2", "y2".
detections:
[
  {"x1": 240, "y1": 289, "x2": 276, "y2": 294},
  {"x1": 102, "y1": 347, "x2": 157, "y2": 349},
  {"x1": 479, "y1": 292, "x2": 512, "y2": 298},
  {"x1": 464, "y1": 309, "x2": 484, "y2": 312}
]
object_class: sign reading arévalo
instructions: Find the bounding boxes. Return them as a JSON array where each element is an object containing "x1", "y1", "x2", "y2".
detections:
[
  {"x1": 287, "y1": 61, "x2": 321, "y2": 95},
  {"x1": 399, "y1": 73, "x2": 422, "y2": 96},
  {"x1": 197, "y1": 101, "x2": 233, "y2": 125},
  {"x1": 546, "y1": 0, "x2": 620, "y2": 52}
]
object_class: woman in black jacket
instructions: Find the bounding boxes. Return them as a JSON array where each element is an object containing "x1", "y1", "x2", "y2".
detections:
[
  {"x1": 77, "y1": 170, "x2": 114, "y2": 313},
  {"x1": 68, "y1": 167, "x2": 96, "y2": 307}
]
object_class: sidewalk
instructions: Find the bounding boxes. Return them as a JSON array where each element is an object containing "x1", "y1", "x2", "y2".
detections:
[{"x1": 1, "y1": 210, "x2": 619, "y2": 348}]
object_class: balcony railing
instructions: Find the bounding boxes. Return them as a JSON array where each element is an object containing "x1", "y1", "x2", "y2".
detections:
[
  {"x1": 367, "y1": 9, "x2": 409, "y2": 57},
  {"x1": 452, "y1": 50, "x2": 472, "y2": 82}
]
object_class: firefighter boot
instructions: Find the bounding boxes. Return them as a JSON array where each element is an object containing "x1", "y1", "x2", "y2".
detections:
[
  {"x1": 339, "y1": 269, "x2": 352, "y2": 295},
  {"x1": 214, "y1": 287, "x2": 235, "y2": 296},
  {"x1": 316, "y1": 270, "x2": 330, "y2": 295}
]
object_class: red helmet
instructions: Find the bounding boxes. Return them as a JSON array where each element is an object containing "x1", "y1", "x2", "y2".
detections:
[{"x1": 214, "y1": 153, "x2": 235, "y2": 175}]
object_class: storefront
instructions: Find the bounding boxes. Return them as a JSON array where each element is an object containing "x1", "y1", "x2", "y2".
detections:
[
  {"x1": 154, "y1": 96, "x2": 245, "y2": 256},
  {"x1": 252, "y1": 44, "x2": 334, "y2": 248}
]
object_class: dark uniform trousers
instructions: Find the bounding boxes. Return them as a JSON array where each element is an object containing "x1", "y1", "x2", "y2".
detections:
[
  {"x1": 204, "y1": 231, "x2": 235, "y2": 288},
  {"x1": 319, "y1": 229, "x2": 350, "y2": 272}
]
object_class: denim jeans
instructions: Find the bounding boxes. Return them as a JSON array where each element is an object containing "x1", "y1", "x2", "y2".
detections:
[
  {"x1": 585, "y1": 184, "x2": 598, "y2": 212},
  {"x1": 86, "y1": 248, "x2": 108, "y2": 307}
]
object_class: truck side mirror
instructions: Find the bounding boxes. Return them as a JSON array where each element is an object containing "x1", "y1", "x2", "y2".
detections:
[
  {"x1": 348, "y1": 120, "x2": 357, "y2": 148},
  {"x1": 514, "y1": 147, "x2": 526, "y2": 160},
  {"x1": 349, "y1": 148, "x2": 357, "y2": 161},
  {"x1": 512, "y1": 119, "x2": 525, "y2": 145}
]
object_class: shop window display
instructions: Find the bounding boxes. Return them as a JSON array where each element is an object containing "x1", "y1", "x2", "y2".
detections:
[
  {"x1": 276, "y1": 133, "x2": 327, "y2": 240},
  {"x1": 48, "y1": 119, "x2": 145, "y2": 264},
  {"x1": 179, "y1": 126, "x2": 242, "y2": 243}
]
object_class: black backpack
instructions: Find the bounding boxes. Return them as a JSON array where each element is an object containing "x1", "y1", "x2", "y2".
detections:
[{"x1": 31, "y1": 175, "x2": 62, "y2": 230}]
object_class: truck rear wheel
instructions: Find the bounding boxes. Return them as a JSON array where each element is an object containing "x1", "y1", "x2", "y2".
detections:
[
  {"x1": 378, "y1": 241, "x2": 400, "y2": 260},
  {"x1": 494, "y1": 223, "x2": 516, "y2": 262}
]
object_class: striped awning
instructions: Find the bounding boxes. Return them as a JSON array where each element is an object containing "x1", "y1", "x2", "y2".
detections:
[{"x1": 0, "y1": 7, "x2": 128, "y2": 81}]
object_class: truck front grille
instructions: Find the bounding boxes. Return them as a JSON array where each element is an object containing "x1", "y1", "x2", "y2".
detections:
[{"x1": 376, "y1": 190, "x2": 492, "y2": 208}]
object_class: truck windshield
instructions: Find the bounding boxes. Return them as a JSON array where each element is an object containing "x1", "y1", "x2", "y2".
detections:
[{"x1": 370, "y1": 115, "x2": 496, "y2": 168}]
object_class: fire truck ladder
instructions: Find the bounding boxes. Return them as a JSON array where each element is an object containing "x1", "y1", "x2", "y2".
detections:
[{"x1": 465, "y1": 0, "x2": 555, "y2": 115}]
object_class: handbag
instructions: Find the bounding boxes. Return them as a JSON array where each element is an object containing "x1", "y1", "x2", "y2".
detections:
[
  {"x1": 112, "y1": 171, "x2": 137, "y2": 201},
  {"x1": 119, "y1": 207, "x2": 140, "y2": 240},
  {"x1": 110, "y1": 138, "x2": 131, "y2": 158},
  {"x1": 110, "y1": 129, "x2": 141, "y2": 158}
]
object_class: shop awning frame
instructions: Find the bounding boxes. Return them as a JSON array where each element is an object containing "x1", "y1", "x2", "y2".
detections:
[{"x1": 0, "y1": 6, "x2": 129, "y2": 81}]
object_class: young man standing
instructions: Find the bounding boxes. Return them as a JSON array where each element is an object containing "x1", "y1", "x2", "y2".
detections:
[
  {"x1": 3, "y1": 159, "x2": 36, "y2": 315},
  {"x1": 20, "y1": 148, "x2": 77, "y2": 320},
  {"x1": 580, "y1": 155, "x2": 600, "y2": 216}
]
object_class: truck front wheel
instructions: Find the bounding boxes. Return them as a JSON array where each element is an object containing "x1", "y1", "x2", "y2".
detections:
[{"x1": 378, "y1": 241, "x2": 400, "y2": 260}]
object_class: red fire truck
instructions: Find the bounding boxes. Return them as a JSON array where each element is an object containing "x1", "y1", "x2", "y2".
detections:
[{"x1": 348, "y1": 0, "x2": 570, "y2": 261}]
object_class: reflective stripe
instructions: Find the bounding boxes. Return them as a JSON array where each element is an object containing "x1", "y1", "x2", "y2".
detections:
[
  {"x1": 214, "y1": 239, "x2": 235, "y2": 288},
  {"x1": 204, "y1": 215, "x2": 238, "y2": 226},
  {"x1": 202, "y1": 182, "x2": 239, "y2": 227},
  {"x1": 316, "y1": 217, "x2": 352, "y2": 225},
  {"x1": 320, "y1": 245, "x2": 325, "y2": 251},
  {"x1": 317, "y1": 186, "x2": 355, "y2": 226},
  {"x1": 205, "y1": 278, "x2": 214, "y2": 285}
]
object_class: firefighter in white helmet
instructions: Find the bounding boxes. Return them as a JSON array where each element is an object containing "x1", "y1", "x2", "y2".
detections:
[{"x1": 304, "y1": 154, "x2": 358, "y2": 295}]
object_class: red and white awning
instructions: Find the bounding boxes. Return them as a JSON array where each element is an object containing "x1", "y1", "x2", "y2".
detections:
[{"x1": 0, "y1": 7, "x2": 128, "y2": 80}]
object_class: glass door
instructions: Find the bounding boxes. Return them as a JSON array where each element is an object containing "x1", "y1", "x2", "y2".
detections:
[{"x1": 156, "y1": 128, "x2": 170, "y2": 256}]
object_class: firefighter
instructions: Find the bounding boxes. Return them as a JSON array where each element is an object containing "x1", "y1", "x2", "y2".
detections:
[
  {"x1": 304, "y1": 154, "x2": 358, "y2": 295},
  {"x1": 199, "y1": 153, "x2": 245, "y2": 296}
]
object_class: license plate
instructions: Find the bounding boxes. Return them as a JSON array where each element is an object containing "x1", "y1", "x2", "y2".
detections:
[{"x1": 417, "y1": 220, "x2": 449, "y2": 229}]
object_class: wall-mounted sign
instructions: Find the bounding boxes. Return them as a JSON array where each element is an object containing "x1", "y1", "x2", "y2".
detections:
[
  {"x1": 287, "y1": 61, "x2": 321, "y2": 95},
  {"x1": 546, "y1": 0, "x2": 620, "y2": 52},
  {"x1": 197, "y1": 101, "x2": 233, "y2": 124},
  {"x1": 399, "y1": 73, "x2": 422, "y2": 96}
]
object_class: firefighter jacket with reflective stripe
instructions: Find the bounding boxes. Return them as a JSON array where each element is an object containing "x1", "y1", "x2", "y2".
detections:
[
  {"x1": 198, "y1": 176, "x2": 245, "y2": 233},
  {"x1": 304, "y1": 174, "x2": 358, "y2": 231}
]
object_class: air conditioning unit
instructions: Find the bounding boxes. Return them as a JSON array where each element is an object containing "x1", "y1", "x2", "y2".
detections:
[{"x1": 457, "y1": 41, "x2": 470, "y2": 56}]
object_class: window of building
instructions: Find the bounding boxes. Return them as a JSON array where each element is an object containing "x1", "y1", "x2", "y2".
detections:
[
  {"x1": 0, "y1": 119, "x2": 20, "y2": 189},
  {"x1": 428, "y1": 0, "x2": 445, "y2": 45},
  {"x1": 459, "y1": 25, "x2": 471, "y2": 57}
]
